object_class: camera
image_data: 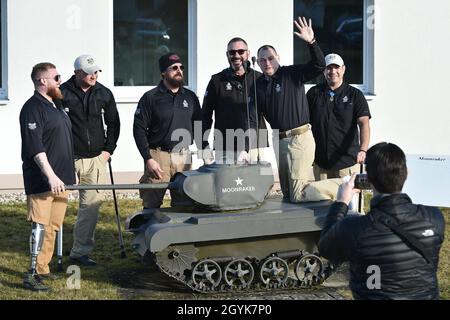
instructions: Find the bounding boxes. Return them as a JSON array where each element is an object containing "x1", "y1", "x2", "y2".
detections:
[{"x1": 354, "y1": 173, "x2": 372, "y2": 190}]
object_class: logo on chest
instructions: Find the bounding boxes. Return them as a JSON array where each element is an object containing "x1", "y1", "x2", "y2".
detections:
[
  {"x1": 226, "y1": 82, "x2": 232, "y2": 91},
  {"x1": 28, "y1": 123, "x2": 37, "y2": 130},
  {"x1": 182, "y1": 100, "x2": 189, "y2": 108},
  {"x1": 275, "y1": 83, "x2": 281, "y2": 93}
]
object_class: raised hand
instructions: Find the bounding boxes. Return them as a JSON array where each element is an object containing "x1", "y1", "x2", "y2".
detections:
[{"x1": 294, "y1": 16, "x2": 315, "y2": 43}]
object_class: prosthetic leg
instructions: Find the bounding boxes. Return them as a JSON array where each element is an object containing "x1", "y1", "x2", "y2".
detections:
[
  {"x1": 56, "y1": 226, "x2": 63, "y2": 272},
  {"x1": 23, "y1": 222, "x2": 49, "y2": 291}
]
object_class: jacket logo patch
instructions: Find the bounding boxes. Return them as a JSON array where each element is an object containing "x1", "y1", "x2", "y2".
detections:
[
  {"x1": 28, "y1": 123, "x2": 37, "y2": 130},
  {"x1": 275, "y1": 83, "x2": 281, "y2": 93},
  {"x1": 135, "y1": 107, "x2": 141, "y2": 115},
  {"x1": 183, "y1": 100, "x2": 189, "y2": 108},
  {"x1": 343, "y1": 96, "x2": 348, "y2": 103},
  {"x1": 422, "y1": 229, "x2": 434, "y2": 237},
  {"x1": 226, "y1": 82, "x2": 232, "y2": 91},
  {"x1": 64, "y1": 107, "x2": 70, "y2": 113}
]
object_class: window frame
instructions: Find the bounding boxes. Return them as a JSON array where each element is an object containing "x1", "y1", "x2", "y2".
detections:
[
  {"x1": 110, "y1": 0, "x2": 196, "y2": 103},
  {"x1": 302, "y1": 0, "x2": 375, "y2": 96},
  {"x1": 0, "y1": 0, "x2": 8, "y2": 101}
]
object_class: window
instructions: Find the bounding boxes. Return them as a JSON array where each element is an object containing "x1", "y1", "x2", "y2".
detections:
[
  {"x1": 0, "y1": 0, "x2": 7, "y2": 100},
  {"x1": 113, "y1": 0, "x2": 189, "y2": 87},
  {"x1": 294, "y1": 0, "x2": 374, "y2": 92}
]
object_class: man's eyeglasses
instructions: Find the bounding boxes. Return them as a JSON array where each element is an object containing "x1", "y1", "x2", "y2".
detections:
[
  {"x1": 168, "y1": 65, "x2": 185, "y2": 72},
  {"x1": 41, "y1": 75, "x2": 61, "y2": 82},
  {"x1": 228, "y1": 49, "x2": 247, "y2": 56}
]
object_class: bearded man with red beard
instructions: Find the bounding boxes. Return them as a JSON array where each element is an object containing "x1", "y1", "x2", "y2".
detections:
[{"x1": 19, "y1": 62, "x2": 75, "y2": 291}]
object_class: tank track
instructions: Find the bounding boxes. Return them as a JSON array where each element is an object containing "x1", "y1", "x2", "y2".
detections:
[{"x1": 154, "y1": 244, "x2": 336, "y2": 293}]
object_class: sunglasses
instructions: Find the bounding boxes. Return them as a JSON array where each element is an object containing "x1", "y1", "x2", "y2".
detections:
[
  {"x1": 228, "y1": 49, "x2": 247, "y2": 56},
  {"x1": 41, "y1": 74, "x2": 61, "y2": 82},
  {"x1": 168, "y1": 65, "x2": 185, "y2": 71}
]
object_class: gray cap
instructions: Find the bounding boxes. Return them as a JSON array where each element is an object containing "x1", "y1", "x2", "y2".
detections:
[{"x1": 74, "y1": 54, "x2": 102, "y2": 74}]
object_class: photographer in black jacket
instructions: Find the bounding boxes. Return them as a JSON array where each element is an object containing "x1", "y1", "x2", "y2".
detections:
[
  {"x1": 61, "y1": 54, "x2": 120, "y2": 266},
  {"x1": 319, "y1": 142, "x2": 445, "y2": 299}
]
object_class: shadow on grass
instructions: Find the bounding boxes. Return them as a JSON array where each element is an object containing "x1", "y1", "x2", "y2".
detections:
[{"x1": 0, "y1": 199, "x2": 198, "y2": 298}]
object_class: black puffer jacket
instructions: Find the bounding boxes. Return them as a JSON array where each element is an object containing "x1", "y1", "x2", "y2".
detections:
[
  {"x1": 319, "y1": 194, "x2": 445, "y2": 300},
  {"x1": 61, "y1": 76, "x2": 120, "y2": 158}
]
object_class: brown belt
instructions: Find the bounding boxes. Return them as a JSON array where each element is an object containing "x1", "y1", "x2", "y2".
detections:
[{"x1": 279, "y1": 124, "x2": 311, "y2": 139}]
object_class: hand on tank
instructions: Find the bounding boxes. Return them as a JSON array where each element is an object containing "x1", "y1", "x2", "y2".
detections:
[
  {"x1": 146, "y1": 158, "x2": 164, "y2": 180},
  {"x1": 336, "y1": 173, "x2": 360, "y2": 206},
  {"x1": 201, "y1": 148, "x2": 214, "y2": 165},
  {"x1": 237, "y1": 150, "x2": 251, "y2": 164},
  {"x1": 294, "y1": 16, "x2": 315, "y2": 43}
]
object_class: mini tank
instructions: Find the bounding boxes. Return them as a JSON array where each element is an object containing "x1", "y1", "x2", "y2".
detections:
[{"x1": 125, "y1": 162, "x2": 336, "y2": 293}]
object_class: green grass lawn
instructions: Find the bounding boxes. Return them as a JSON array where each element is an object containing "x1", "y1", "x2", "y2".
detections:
[
  {"x1": 0, "y1": 197, "x2": 448, "y2": 300},
  {"x1": 0, "y1": 199, "x2": 146, "y2": 299}
]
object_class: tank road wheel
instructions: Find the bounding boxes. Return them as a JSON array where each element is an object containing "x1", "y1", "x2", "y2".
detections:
[
  {"x1": 155, "y1": 245, "x2": 198, "y2": 280},
  {"x1": 191, "y1": 259, "x2": 222, "y2": 292},
  {"x1": 295, "y1": 254, "x2": 324, "y2": 287},
  {"x1": 224, "y1": 259, "x2": 255, "y2": 289},
  {"x1": 259, "y1": 257, "x2": 289, "y2": 287}
]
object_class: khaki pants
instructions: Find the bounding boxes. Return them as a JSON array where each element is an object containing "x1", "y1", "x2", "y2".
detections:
[
  {"x1": 278, "y1": 126, "x2": 316, "y2": 203},
  {"x1": 313, "y1": 163, "x2": 361, "y2": 181},
  {"x1": 295, "y1": 178, "x2": 343, "y2": 202},
  {"x1": 140, "y1": 149, "x2": 191, "y2": 208},
  {"x1": 70, "y1": 155, "x2": 107, "y2": 259},
  {"x1": 27, "y1": 191, "x2": 68, "y2": 275},
  {"x1": 314, "y1": 163, "x2": 364, "y2": 211}
]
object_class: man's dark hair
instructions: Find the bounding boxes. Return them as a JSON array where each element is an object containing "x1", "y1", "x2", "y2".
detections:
[
  {"x1": 31, "y1": 62, "x2": 56, "y2": 83},
  {"x1": 227, "y1": 37, "x2": 248, "y2": 48},
  {"x1": 257, "y1": 45, "x2": 277, "y2": 56},
  {"x1": 365, "y1": 142, "x2": 408, "y2": 194}
]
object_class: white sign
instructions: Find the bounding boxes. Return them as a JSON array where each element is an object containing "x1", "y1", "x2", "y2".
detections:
[{"x1": 403, "y1": 154, "x2": 450, "y2": 208}]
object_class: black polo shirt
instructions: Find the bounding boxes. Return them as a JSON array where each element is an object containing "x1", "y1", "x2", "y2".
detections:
[
  {"x1": 307, "y1": 82, "x2": 371, "y2": 170},
  {"x1": 133, "y1": 81, "x2": 202, "y2": 161},
  {"x1": 19, "y1": 92, "x2": 75, "y2": 195},
  {"x1": 256, "y1": 42, "x2": 325, "y2": 132},
  {"x1": 202, "y1": 65, "x2": 267, "y2": 151}
]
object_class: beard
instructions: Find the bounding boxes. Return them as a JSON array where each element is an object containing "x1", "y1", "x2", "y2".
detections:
[
  {"x1": 165, "y1": 73, "x2": 184, "y2": 87},
  {"x1": 47, "y1": 87, "x2": 64, "y2": 100}
]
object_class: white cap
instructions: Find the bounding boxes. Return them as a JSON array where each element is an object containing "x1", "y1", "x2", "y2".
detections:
[
  {"x1": 325, "y1": 53, "x2": 344, "y2": 67},
  {"x1": 74, "y1": 54, "x2": 102, "y2": 74}
]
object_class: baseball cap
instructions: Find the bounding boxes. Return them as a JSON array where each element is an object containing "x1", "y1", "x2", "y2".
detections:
[
  {"x1": 159, "y1": 53, "x2": 182, "y2": 73},
  {"x1": 74, "y1": 54, "x2": 102, "y2": 74},
  {"x1": 325, "y1": 53, "x2": 345, "y2": 67}
]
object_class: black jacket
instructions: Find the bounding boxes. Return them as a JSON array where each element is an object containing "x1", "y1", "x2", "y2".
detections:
[
  {"x1": 133, "y1": 82, "x2": 202, "y2": 162},
  {"x1": 319, "y1": 194, "x2": 445, "y2": 300},
  {"x1": 256, "y1": 42, "x2": 325, "y2": 132},
  {"x1": 202, "y1": 65, "x2": 267, "y2": 151},
  {"x1": 61, "y1": 76, "x2": 120, "y2": 158}
]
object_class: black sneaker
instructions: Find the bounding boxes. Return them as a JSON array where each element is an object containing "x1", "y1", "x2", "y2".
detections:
[
  {"x1": 70, "y1": 255, "x2": 97, "y2": 266},
  {"x1": 23, "y1": 273, "x2": 50, "y2": 291},
  {"x1": 37, "y1": 273, "x2": 60, "y2": 281}
]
